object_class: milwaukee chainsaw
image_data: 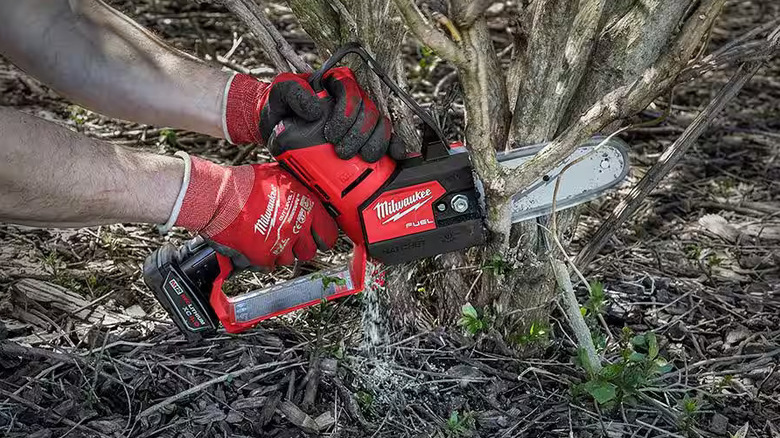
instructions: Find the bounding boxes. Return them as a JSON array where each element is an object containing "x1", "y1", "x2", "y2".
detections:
[{"x1": 143, "y1": 43, "x2": 629, "y2": 340}]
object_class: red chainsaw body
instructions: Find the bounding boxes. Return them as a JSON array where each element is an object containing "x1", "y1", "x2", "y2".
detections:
[
  {"x1": 145, "y1": 43, "x2": 483, "y2": 338},
  {"x1": 276, "y1": 144, "x2": 396, "y2": 244},
  {"x1": 196, "y1": 48, "x2": 485, "y2": 334}
]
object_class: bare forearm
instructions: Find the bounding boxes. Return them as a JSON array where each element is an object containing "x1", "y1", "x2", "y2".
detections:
[
  {"x1": 0, "y1": 107, "x2": 182, "y2": 227},
  {"x1": 0, "y1": 0, "x2": 230, "y2": 138}
]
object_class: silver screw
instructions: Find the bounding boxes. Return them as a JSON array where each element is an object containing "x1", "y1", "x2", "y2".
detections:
[
  {"x1": 437, "y1": 203, "x2": 447, "y2": 212},
  {"x1": 451, "y1": 194, "x2": 469, "y2": 213}
]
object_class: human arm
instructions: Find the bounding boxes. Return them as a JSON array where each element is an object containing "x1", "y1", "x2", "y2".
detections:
[
  {"x1": 0, "y1": 0, "x2": 405, "y2": 160},
  {"x1": 0, "y1": 107, "x2": 337, "y2": 267},
  {"x1": 0, "y1": 106, "x2": 183, "y2": 227},
  {"x1": 0, "y1": 0, "x2": 228, "y2": 138}
]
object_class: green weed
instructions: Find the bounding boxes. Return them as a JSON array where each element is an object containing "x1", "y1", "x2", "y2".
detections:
[
  {"x1": 684, "y1": 244, "x2": 702, "y2": 260},
  {"x1": 679, "y1": 395, "x2": 700, "y2": 431},
  {"x1": 158, "y1": 128, "x2": 178, "y2": 147},
  {"x1": 418, "y1": 46, "x2": 438, "y2": 74},
  {"x1": 68, "y1": 105, "x2": 89, "y2": 125},
  {"x1": 458, "y1": 303, "x2": 487, "y2": 336},
  {"x1": 445, "y1": 410, "x2": 475, "y2": 437},
  {"x1": 481, "y1": 254, "x2": 513, "y2": 277},
  {"x1": 509, "y1": 320, "x2": 550, "y2": 346},
  {"x1": 313, "y1": 273, "x2": 347, "y2": 290},
  {"x1": 707, "y1": 253, "x2": 723, "y2": 267},
  {"x1": 575, "y1": 330, "x2": 673, "y2": 407},
  {"x1": 584, "y1": 281, "x2": 606, "y2": 316}
]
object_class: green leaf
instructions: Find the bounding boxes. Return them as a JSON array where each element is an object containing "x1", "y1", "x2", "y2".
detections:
[
  {"x1": 628, "y1": 351, "x2": 647, "y2": 362},
  {"x1": 654, "y1": 358, "x2": 673, "y2": 374},
  {"x1": 599, "y1": 363, "x2": 623, "y2": 380},
  {"x1": 647, "y1": 332, "x2": 659, "y2": 359},
  {"x1": 461, "y1": 303, "x2": 478, "y2": 319},
  {"x1": 467, "y1": 321, "x2": 481, "y2": 333},
  {"x1": 457, "y1": 305, "x2": 485, "y2": 335},
  {"x1": 631, "y1": 334, "x2": 647, "y2": 348},
  {"x1": 583, "y1": 380, "x2": 617, "y2": 404},
  {"x1": 580, "y1": 307, "x2": 588, "y2": 316}
]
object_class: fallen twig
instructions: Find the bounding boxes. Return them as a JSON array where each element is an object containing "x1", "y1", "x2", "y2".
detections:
[
  {"x1": 0, "y1": 388, "x2": 112, "y2": 438},
  {"x1": 136, "y1": 360, "x2": 299, "y2": 418}
]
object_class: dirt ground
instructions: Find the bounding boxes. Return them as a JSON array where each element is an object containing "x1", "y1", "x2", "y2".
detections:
[{"x1": 1, "y1": 1, "x2": 779, "y2": 437}]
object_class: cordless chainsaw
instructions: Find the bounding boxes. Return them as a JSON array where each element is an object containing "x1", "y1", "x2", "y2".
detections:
[{"x1": 143, "y1": 43, "x2": 629, "y2": 339}]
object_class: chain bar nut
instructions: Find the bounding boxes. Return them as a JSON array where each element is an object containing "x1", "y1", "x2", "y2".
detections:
[{"x1": 450, "y1": 194, "x2": 469, "y2": 213}]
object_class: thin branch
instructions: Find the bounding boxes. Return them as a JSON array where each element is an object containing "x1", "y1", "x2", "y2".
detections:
[
  {"x1": 551, "y1": 259, "x2": 602, "y2": 373},
  {"x1": 392, "y1": 0, "x2": 466, "y2": 65},
  {"x1": 682, "y1": 18, "x2": 780, "y2": 80},
  {"x1": 220, "y1": 0, "x2": 311, "y2": 73},
  {"x1": 251, "y1": 0, "x2": 312, "y2": 73},
  {"x1": 575, "y1": 58, "x2": 771, "y2": 268},
  {"x1": 710, "y1": 16, "x2": 780, "y2": 59},
  {"x1": 137, "y1": 360, "x2": 299, "y2": 418},
  {"x1": 457, "y1": 0, "x2": 497, "y2": 28}
]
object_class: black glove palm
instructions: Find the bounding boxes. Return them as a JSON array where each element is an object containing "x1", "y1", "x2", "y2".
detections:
[{"x1": 322, "y1": 67, "x2": 406, "y2": 162}]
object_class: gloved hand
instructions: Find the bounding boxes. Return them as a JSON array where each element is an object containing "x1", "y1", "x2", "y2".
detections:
[
  {"x1": 321, "y1": 67, "x2": 406, "y2": 162},
  {"x1": 165, "y1": 152, "x2": 338, "y2": 270},
  {"x1": 222, "y1": 69, "x2": 406, "y2": 162}
]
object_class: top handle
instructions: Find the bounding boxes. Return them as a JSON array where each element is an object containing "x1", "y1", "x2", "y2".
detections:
[{"x1": 309, "y1": 42, "x2": 450, "y2": 161}]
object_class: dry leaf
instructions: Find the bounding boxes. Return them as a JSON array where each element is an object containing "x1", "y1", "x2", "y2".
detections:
[
  {"x1": 699, "y1": 214, "x2": 741, "y2": 242},
  {"x1": 733, "y1": 422, "x2": 750, "y2": 438}
]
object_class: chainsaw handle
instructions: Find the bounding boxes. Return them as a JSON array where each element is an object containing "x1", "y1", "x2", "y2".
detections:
[{"x1": 208, "y1": 244, "x2": 367, "y2": 333}]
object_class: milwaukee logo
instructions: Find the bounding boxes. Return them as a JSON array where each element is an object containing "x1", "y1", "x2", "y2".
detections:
[
  {"x1": 374, "y1": 189, "x2": 432, "y2": 224},
  {"x1": 254, "y1": 185, "x2": 279, "y2": 238}
]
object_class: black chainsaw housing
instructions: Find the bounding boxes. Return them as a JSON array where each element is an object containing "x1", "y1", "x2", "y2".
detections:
[{"x1": 361, "y1": 150, "x2": 485, "y2": 265}]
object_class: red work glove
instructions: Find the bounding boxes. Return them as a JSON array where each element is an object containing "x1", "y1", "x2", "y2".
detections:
[
  {"x1": 222, "y1": 70, "x2": 406, "y2": 162},
  {"x1": 163, "y1": 152, "x2": 338, "y2": 270}
]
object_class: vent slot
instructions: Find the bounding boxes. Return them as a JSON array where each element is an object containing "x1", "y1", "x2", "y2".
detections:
[
  {"x1": 341, "y1": 168, "x2": 373, "y2": 198},
  {"x1": 313, "y1": 184, "x2": 331, "y2": 201},
  {"x1": 284, "y1": 157, "x2": 314, "y2": 183}
]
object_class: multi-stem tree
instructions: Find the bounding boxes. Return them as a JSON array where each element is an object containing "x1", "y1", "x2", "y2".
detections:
[{"x1": 213, "y1": 0, "x2": 778, "y2": 351}]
